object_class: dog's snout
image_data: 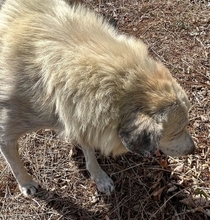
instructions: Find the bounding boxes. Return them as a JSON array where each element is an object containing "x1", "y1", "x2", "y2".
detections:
[
  {"x1": 185, "y1": 142, "x2": 196, "y2": 155},
  {"x1": 187, "y1": 133, "x2": 196, "y2": 155},
  {"x1": 159, "y1": 130, "x2": 196, "y2": 157}
]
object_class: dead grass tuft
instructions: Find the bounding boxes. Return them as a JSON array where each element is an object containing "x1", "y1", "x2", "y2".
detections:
[{"x1": 0, "y1": 0, "x2": 210, "y2": 219}]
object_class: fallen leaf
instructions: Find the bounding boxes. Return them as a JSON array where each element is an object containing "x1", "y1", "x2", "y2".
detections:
[
  {"x1": 194, "y1": 188, "x2": 208, "y2": 199},
  {"x1": 152, "y1": 186, "x2": 166, "y2": 201},
  {"x1": 180, "y1": 196, "x2": 196, "y2": 208},
  {"x1": 167, "y1": 185, "x2": 178, "y2": 193},
  {"x1": 157, "y1": 158, "x2": 169, "y2": 169}
]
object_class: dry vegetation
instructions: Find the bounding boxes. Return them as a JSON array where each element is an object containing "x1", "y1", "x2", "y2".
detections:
[{"x1": 0, "y1": 0, "x2": 210, "y2": 219}]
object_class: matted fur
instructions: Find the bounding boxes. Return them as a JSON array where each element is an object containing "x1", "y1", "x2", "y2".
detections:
[{"x1": 0, "y1": 0, "x2": 195, "y2": 196}]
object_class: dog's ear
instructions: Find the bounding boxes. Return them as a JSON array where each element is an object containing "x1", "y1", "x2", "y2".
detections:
[{"x1": 119, "y1": 113, "x2": 163, "y2": 156}]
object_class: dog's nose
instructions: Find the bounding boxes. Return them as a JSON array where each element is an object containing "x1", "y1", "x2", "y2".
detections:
[
  {"x1": 185, "y1": 131, "x2": 196, "y2": 155},
  {"x1": 189, "y1": 143, "x2": 196, "y2": 154},
  {"x1": 185, "y1": 142, "x2": 196, "y2": 155}
]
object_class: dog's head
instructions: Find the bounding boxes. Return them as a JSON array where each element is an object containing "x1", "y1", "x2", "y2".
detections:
[
  {"x1": 119, "y1": 103, "x2": 195, "y2": 157},
  {"x1": 119, "y1": 63, "x2": 195, "y2": 157}
]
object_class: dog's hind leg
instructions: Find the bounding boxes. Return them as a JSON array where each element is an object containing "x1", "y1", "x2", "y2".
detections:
[
  {"x1": 0, "y1": 141, "x2": 39, "y2": 197},
  {"x1": 82, "y1": 146, "x2": 114, "y2": 194}
]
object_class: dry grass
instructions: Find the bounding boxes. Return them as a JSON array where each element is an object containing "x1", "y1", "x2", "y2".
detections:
[{"x1": 0, "y1": 0, "x2": 210, "y2": 219}]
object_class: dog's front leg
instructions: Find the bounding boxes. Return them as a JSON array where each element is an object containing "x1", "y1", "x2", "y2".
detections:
[
  {"x1": 0, "y1": 141, "x2": 39, "y2": 197},
  {"x1": 82, "y1": 146, "x2": 114, "y2": 194}
]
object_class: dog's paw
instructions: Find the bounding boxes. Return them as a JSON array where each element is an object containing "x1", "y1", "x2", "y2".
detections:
[
  {"x1": 93, "y1": 171, "x2": 114, "y2": 194},
  {"x1": 20, "y1": 181, "x2": 40, "y2": 197}
]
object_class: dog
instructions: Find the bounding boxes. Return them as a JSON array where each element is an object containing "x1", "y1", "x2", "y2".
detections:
[{"x1": 0, "y1": 0, "x2": 195, "y2": 197}]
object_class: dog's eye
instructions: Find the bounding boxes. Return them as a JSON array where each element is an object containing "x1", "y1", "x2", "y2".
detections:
[{"x1": 156, "y1": 111, "x2": 167, "y2": 123}]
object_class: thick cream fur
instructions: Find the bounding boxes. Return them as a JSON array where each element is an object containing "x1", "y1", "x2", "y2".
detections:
[{"x1": 0, "y1": 0, "x2": 193, "y2": 157}]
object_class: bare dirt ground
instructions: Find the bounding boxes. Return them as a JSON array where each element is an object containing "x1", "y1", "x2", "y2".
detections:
[{"x1": 0, "y1": 0, "x2": 209, "y2": 219}]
